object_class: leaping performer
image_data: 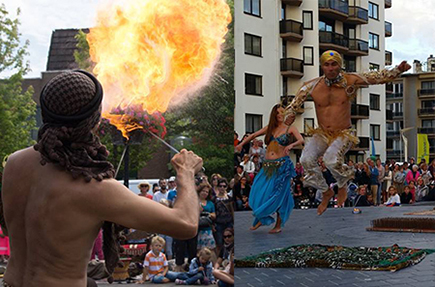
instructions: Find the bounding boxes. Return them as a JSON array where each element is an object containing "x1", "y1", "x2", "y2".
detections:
[
  {"x1": 284, "y1": 50, "x2": 411, "y2": 215},
  {"x1": 236, "y1": 104, "x2": 304, "y2": 233}
]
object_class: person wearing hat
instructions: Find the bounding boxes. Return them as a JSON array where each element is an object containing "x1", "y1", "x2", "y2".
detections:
[
  {"x1": 284, "y1": 50, "x2": 411, "y2": 215},
  {"x1": 138, "y1": 181, "x2": 153, "y2": 199},
  {"x1": 0, "y1": 71, "x2": 203, "y2": 287}
]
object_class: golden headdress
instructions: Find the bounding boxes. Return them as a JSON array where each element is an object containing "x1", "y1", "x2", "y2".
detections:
[{"x1": 320, "y1": 50, "x2": 343, "y2": 67}]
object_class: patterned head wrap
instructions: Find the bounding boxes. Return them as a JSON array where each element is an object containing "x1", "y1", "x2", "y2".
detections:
[{"x1": 320, "y1": 50, "x2": 343, "y2": 67}]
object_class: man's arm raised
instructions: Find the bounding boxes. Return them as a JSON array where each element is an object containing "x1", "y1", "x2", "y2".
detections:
[
  {"x1": 351, "y1": 61, "x2": 411, "y2": 86},
  {"x1": 87, "y1": 149, "x2": 202, "y2": 240}
]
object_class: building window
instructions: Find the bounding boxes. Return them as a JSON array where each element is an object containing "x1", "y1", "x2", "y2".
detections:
[
  {"x1": 344, "y1": 56, "x2": 356, "y2": 72},
  {"x1": 245, "y1": 73, "x2": 262, "y2": 96},
  {"x1": 370, "y1": 124, "x2": 380, "y2": 140},
  {"x1": 303, "y1": 47, "x2": 314, "y2": 65},
  {"x1": 245, "y1": 114, "x2": 262, "y2": 133},
  {"x1": 370, "y1": 94, "x2": 380, "y2": 110},
  {"x1": 282, "y1": 76, "x2": 287, "y2": 96},
  {"x1": 369, "y1": 33, "x2": 379, "y2": 50},
  {"x1": 368, "y1": 2, "x2": 379, "y2": 20},
  {"x1": 422, "y1": 119, "x2": 435, "y2": 127},
  {"x1": 304, "y1": 118, "x2": 314, "y2": 134},
  {"x1": 369, "y1": 63, "x2": 380, "y2": 71},
  {"x1": 244, "y1": 33, "x2": 262, "y2": 56},
  {"x1": 244, "y1": 0, "x2": 261, "y2": 17},
  {"x1": 421, "y1": 100, "x2": 435, "y2": 108},
  {"x1": 421, "y1": 81, "x2": 435, "y2": 89},
  {"x1": 303, "y1": 11, "x2": 313, "y2": 30},
  {"x1": 319, "y1": 19, "x2": 333, "y2": 32}
]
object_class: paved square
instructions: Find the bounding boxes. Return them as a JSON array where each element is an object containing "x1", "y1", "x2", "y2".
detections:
[{"x1": 235, "y1": 204, "x2": 435, "y2": 287}]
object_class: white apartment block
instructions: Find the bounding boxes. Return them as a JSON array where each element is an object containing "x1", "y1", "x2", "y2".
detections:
[{"x1": 235, "y1": 0, "x2": 393, "y2": 162}]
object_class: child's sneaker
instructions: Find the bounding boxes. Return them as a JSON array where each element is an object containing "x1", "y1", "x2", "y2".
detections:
[{"x1": 175, "y1": 279, "x2": 186, "y2": 285}]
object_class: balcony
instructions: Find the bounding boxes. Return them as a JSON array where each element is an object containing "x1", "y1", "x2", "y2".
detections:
[
  {"x1": 347, "y1": 39, "x2": 369, "y2": 56},
  {"x1": 282, "y1": 0, "x2": 302, "y2": 6},
  {"x1": 385, "y1": 50, "x2": 392, "y2": 66},
  {"x1": 351, "y1": 136, "x2": 369, "y2": 151},
  {"x1": 386, "y1": 92, "x2": 403, "y2": 100},
  {"x1": 280, "y1": 58, "x2": 304, "y2": 78},
  {"x1": 418, "y1": 89, "x2": 435, "y2": 98},
  {"x1": 347, "y1": 6, "x2": 368, "y2": 25},
  {"x1": 385, "y1": 21, "x2": 392, "y2": 37},
  {"x1": 319, "y1": 0, "x2": 349, "y2": 22},
  {"x1": 393, "y1": 111, "x2": 403, "y2": 118},
  {"x1": 385, "y1": 0, "x2": 392, "y2": 9},
  {"x1": 386, "y1": 83, "x2": 393, "y2": 94},
  {"x1": 319, "y1": 31, "x2": 349, "y2": 53},
  {"x1": 418, "y1": 108, "x2": 435, "y2": 117},
  {"x1": 351, "y1": 104, "x2": 369, "y2": 119},
  {"x1": 418, "y1": 127, "x2": 435, "y2": 135},
  {"x1": 279, "y1": 19, "x2": 303, "y2": 42},
  {"x1": 387, "y1": 130, "x2": 400, "y2": 137},
  {"x1": 386, "y1": 109, "x2": 393, "y2": 122}
]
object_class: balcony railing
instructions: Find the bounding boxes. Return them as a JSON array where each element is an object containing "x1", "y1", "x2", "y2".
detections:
[
  {"x1": 385, "y1": 0, "x2": 392, "y2": 8},
  {"x1": 418, "y1": 108, "x2": 435, "y2": 116},
  {"x1": 418, "y1": 127, "x2": 435, "y2": 134},
  {"x1": 279, "y1": 19, "x2": 303, "y2": 42},
  {"x1": 418, "y1": 89, "x2": 435, "y2": 98},
  {"x1": 319, "y1": 0, "x2": 349, "y2": 21},
  {"x1": 386, "y1": 92, "x2": 403, "y2": 99},
  {"x1": 385, "y1": 50, "x2": 392, "y2": 66},
  {"x1": 387, "y1": 150, "x2": 401, "y2": 157},
  {"x1": 385, "y1": 21, "x2": 392, "y2": 37},
  {"x1": 280, "y1": 58, "x2": 304, "y2": 78},
  {"x1": 351, "y1": 104, "x2": 369, "y2": 119},
  {"x1": 386, "y1": 109, "x2": 393, "y2": 121},
  {"x1": 347, "y1": 6, "x2": 368, "y2": 24},
  {"x1": 348, "y1": 39, "x2": 369, "y2": 56},
  {"x1": 319, "y1": 31, "x2": 349, "y2": 53},
  {"x1": 282, "y1": 0, "x2": 302, "y2": 6},
  {"x1": 393, "y1": 111, "x2": 403, "y2": 118},
  {"x1": 387, "y1": 130, "x2": 400, "y2": 137}
]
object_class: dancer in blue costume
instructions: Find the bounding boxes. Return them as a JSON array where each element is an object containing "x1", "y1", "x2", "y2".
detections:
[{"x1": 236, "y1": 104, "x2": 304, "y2": 233}]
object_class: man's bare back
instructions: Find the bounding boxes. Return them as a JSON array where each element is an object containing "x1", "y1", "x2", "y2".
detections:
[{"x1": 2, "y1": 148, "x2": 201, "y2": 287}]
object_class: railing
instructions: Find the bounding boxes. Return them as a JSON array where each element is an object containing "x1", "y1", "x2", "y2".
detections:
[
  {"x1": 418, "y1": 89, "x2": 435, "y2": 97},
  {"x1": 385, "y1": 21, "x2": 392, "y2": 36},
  {"x1": 393, "y1": 111, "x2": 403, "y2": 117},
  {"x1": 348, "y1": 6, "x2": 368, "y2": 22},
  {"x1": 386, "y1": 109, "x2": 393, "y2": 121},
  {"x1": 279, "y1": 19, "x2": 303, "y2": 36},
  {"x1": 387, "y1": 150, "x2": 401, "y2": 156},
  {"x1": 418, "y1": 108, "x2": 435, "y2": 116},
  {"x1": 280, "y1": 58, "x2": 304, "y2": 73},
  {"x1": 319, "y1": 0, "x2": 349, "y2": 15},
  {"x1": 418, "y1": 127, "x2": 435, "y2": 134},
  {"x1": 385, "y1": 50, "x2": 392, "y2": 66},
  {"x1": 351, "y1": 104, "x2": 369, "y2": 117},
  {"x1": 387, "y1": 130, "x2": 400, "y2": 137},
  {"x1": 319, "y1": 31, "x2": 349, "y2": 48},
  {"x1": 348, "y1": 39, "x2": 368, "y2": 53},
  {"x1": 386, "y1": 92, "x2": 403, "y2": 99}
]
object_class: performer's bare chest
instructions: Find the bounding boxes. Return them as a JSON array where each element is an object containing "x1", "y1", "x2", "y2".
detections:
[{"x1": 312, "y1": 84, "x2": 349, "y2": 108}]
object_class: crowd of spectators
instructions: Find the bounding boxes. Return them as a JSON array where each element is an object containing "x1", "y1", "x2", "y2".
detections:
[{"x1": 234, "y1": 131, "x2": 435, "y2": 210}]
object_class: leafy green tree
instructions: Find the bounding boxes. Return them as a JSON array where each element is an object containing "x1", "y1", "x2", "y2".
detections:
[{"x1": 0, "y1": 4, "x2": 36, "y2": 172}]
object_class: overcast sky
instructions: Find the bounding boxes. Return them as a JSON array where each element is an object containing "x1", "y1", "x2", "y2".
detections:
[{"x1": 1, "y1": 0, "x2": 434, "y2": 78}]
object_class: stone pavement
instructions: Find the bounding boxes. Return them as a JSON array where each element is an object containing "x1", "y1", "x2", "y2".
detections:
[{"x1": 235, "y1": 203, "x2": 435, "y2": 287}]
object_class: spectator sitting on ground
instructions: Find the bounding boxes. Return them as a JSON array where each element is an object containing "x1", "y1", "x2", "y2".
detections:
[
  {"x1": 213, "y1": 249, "x2": 234, "y2": 287},
  {"x1": 214, "y1": 228, "x2": 234, "y2": 271},
  {"x1": 401, "y1": 186, "x2": 413, "y2": 204},
  {"x1": 138, "y1": 181, "x2": 153, "y2": 199},
  {"x1": 383, "y1": 186, "x2": 400, "y2": 207},
  {"x1": 415, "y1": 177, "x2": 429, "y2": 202},
  {"x1": 354, "y1": 185, "x2": 371, "y2": 207},
  {"x1": 140, "y1": 236, "x2": 175, "y2": 284},
  {"x1": 408, "y1": 180, "x2": 416, "y2": 202},
  {"x1": 175, "y1": 248, "x2": 216, "y2": 285},
  {"x1": 423, "y1": 181, "x2": 435, "y2": 201}
]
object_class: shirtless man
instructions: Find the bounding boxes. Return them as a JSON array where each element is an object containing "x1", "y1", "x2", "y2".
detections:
[
  {"x1": 0, "y1": 71, "x2": 202, "y2": 287},
  {"x1": 285, "y1": 50, "x2": 410, "y2": 215}
]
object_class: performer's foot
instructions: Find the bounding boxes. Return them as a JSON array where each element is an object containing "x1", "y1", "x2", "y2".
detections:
[
  {"x1": 317, "y1": 188, "x2": 334, "y2": 215},
  {"x1": 337, "y1": 186, "x2": 347, "y2": 207},
  {"x1": 250, "y1": 221, "x2": 262, "y2": 230},
  {"x1": 268, "y1": 215, "x2": 282, "y2": 234}
]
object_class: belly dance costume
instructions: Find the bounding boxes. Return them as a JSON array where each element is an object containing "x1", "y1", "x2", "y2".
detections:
[{"x1": 248, "y1": 133, "x2": 296, "y2": 228}]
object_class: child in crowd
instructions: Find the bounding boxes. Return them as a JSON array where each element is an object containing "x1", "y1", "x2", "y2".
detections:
[
  {"x1": 141, "y1": 236, "x2": 174, "y2": 284},
  {"x1": 401, "y1": 186, "x2": 413, "y2": 204},
  {"x1": 383, "y1": 186, "x2": 401, "y2": 207},
  {"x1": 176, "y1": 248, "x2": 215, "y2": 285},
  {"x1": 408, "y1": 180, "x2": 416, "y2": 202}
]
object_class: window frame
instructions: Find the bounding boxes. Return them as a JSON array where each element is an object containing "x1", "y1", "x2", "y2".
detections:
[
  {"x1": 368, "y1": 2, "x2": 379, "y2": 20},
  {"x1": 369, "y1": 63, "x2": 380, "y2": 71},
  {"x1": 245, "y1": 113, "x2": 263, "y2": 133},
  {"x1": 245, "y1": 73, "x2": 263, "y2": 96},
  {"x1": 303, "y1": 46, "x2": 314, "y2": 66},
  {"x1": 369, "y1": 33, "x2": 379, "y2": 50},
  {"x1": 370, "y1": 124, "x2": 381, "y2": 141},
  {"x1": 244, "y1": 33, "x2": 262, "y2": 57},
  {"x1": 302, "y1": 11, "x2": 313, "y2": 30},
  {"x1": 304, "y1": 118, "x2": 314, "y2": 134},
  {"x1": 244, "y1": 0, "x2": 261, "y2": 17},
  {"x1": 370, "y1": 93, "x2": 380, "y2": 110}
]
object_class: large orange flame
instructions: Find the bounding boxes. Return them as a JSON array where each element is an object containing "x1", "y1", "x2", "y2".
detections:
[{"x1": 87, "y1": 0, "x2": 231, "y2": 138}]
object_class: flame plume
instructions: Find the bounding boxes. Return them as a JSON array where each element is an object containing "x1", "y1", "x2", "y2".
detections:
[{"x1": 87, "y1": 0, "x2": 231, "y2": 138}]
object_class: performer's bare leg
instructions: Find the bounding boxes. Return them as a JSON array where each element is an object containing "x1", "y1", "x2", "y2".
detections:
[
  {"x1": 317, "y1": 188, "x2": 334, "y2": 215},
  {"x1": 268, "y1": 213, "x2": 282, "y2": 234},
  {"x1": 337, "y1": 186, "x2": 347, "y2": 207},
  {"x1": 250, "y1": 221, "x2": 262, "y2": 231}
]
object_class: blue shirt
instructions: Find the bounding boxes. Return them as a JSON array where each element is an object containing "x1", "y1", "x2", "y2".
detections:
[{"x1": 167, "y1": 189, "x2": 177, "y2": 204}]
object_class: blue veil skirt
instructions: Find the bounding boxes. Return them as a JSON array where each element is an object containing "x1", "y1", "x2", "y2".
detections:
[{"x1": 249, "y1": 156, "x2": 296, "y2": 228}]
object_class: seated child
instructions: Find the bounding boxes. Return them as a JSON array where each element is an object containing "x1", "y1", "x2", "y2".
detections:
[
  {"x1": 400, "y1": 186, "x2": 413, "y2": 204},
  {"x1": 383, "y1": 186, "x2": 401, "y2": 207},
  {"x1": 176, "y1": 248, "x2": 215, "y2": 285}
]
